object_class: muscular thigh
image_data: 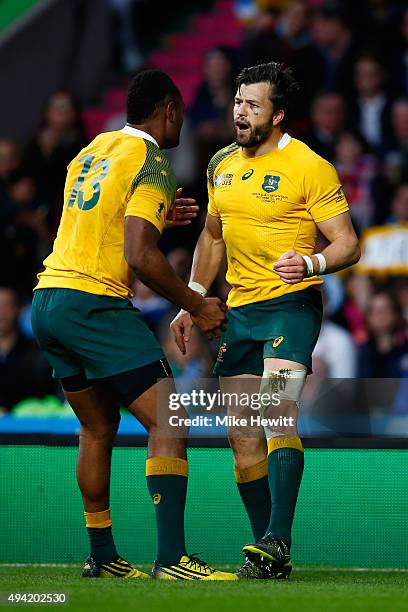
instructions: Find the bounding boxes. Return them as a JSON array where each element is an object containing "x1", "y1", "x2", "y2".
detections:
[
  {"x1": 220, "y1": 375, "x2": 267, "y2": 466},
  {"x1": 64, "y1": 381, "x2": 121, "y2": 434}
]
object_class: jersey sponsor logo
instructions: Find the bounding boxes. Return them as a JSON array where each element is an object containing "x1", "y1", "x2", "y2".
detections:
[
  {"x1": 242, "y1": 169, "x2": 254, "y2": 180},
  {"x1": 262, "y1": 175, "x2": 281, "y2": 193},
  {"x1": 272, "y1": 336, "x2": 284, "y2": 348},
  {"x1": 153, "y1": 493, "x2": 161, "y2": 505},
  {"x1": 156, "y1": 202, "x2": 165, "y2": 220},
  {"x1": 217, "y1": 342, "x2": 228, "y2": 362},
  {"x1": 215, "y1": 173, "x2": 233, "y2": 187}
]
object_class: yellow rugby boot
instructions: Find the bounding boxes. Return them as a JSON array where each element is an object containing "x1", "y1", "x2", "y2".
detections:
[
  {"x1": 82, "y1": 556, "x2": 149, "y2": 579},
  {"x1": 152, "y1": 554, "x2": 238, "y2": 581}
]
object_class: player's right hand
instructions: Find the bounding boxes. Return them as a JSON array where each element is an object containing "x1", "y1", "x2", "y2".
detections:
[
  {"x1": 170, "y1": 310, "x2": 194, "y2": 354},
  {"x1": 191, "y1": 297, "x2": 227, "y2": 342}
]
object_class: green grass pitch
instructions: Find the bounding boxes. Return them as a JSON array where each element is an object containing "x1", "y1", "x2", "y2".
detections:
[{"x1": 1, "y1": 566, "x2": 408, "y2": 612}]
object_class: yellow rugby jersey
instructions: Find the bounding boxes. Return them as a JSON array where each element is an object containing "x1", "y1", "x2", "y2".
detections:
[
  {"x1": 207, "y1": 134, "x2": 349, "y2": 308},
  {"x1": 36, "y1": 126, "x2": 176, "y2": 298}
]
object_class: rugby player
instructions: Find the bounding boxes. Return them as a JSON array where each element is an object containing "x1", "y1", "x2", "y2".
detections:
[
  {"x1": 31, "y1": 70, "x2": 236, "y2": 581},
  {"x1": 171, "y1": 62, "x2": 360, "y2": 579}
]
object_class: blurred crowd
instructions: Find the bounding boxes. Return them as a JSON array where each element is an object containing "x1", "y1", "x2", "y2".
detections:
[{"x1": 1, "y1": 0, "x2": 408, "y2": 414}]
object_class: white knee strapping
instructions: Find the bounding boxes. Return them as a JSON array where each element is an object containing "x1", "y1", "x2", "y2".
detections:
[
  {"x1": 258, "y1": 369, "x2": 306, "y2": 439},
  {"x1": 259, "y1": 369, "x2": 306, "y2": 404}
]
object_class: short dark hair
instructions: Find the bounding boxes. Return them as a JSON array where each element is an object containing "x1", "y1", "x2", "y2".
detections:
[
  {"x1": 126, "y1": 70, "x2": 181, "y2": 124},
  {"x1": 236, "y1": 62, "x2": 299, "y2": 128}
]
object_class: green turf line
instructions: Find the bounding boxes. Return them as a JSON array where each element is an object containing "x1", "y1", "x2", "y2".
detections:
[
  {"x1": 1, "y1": 567, "x2": 408, "y2": 612},
  {"x1": 0, "y1": 0, "x2": 41, "y2": 33}
]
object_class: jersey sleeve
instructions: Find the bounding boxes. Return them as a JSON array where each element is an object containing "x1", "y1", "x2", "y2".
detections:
[
  {"x1": 207, "y1": 166, "x2": 220, "y2": 218},
  {"x1": 303, "y1": 158, "x2": 349, "y2": 223},
  {"x1": 205, "y1": 143, "x2": 239, "y2": 218},
  {"x1": 125, "y1": 144, "x2": 176, "y2": 233}
]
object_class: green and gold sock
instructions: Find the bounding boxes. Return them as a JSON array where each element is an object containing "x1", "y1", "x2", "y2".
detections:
[
  {"x1": 266, "y1": 436, "x2": 304, "y2": 546},
  {"x1": 146, "y1": 457, "x2": 188, "y2": 565},
  {"x1": 235, "y1": 458, "x2": 271, "y2": 541},
  {"x1": 85, "y1": 509, "x2": 118, "y2": 564}
]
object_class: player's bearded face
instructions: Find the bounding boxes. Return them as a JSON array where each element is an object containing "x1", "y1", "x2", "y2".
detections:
[
  {"x1": 234, "y1": 115, "x2": 274, "y2": 147},
  {"x1": 233, "y1": 83, "x2": 276, "y2": 147}
]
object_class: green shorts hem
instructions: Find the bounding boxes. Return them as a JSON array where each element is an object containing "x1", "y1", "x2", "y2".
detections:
[
  {"x1": 262, "y1": 347, "x2": 312, "y2": 373},
  {"x1": 212, "y1": 289, "x2": 322, "y2": 378},
  {"x1": 56, "y1": 350, "x2": 165, "y2": 381},
  {"x1": 32, "y1": 288, "x2": 164, "y2": 381},
  {"x1": 213, "y1": 361, "x2": 264, "y2": 377}
]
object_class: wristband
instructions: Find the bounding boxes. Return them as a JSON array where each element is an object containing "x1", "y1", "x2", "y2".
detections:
[
  {"x1": 302, "y1": 255, "x2": 314, "y2": 278},
  {"x1": 315, "y1": 253, "x2": 327, "y2": 274},
  {"x1": 188, "y1": 280, "x2": 207, "y2": 297}
]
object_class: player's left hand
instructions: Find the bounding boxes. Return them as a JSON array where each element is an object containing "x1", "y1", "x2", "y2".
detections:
[
  {"x1": 273, "y1": 249, "x2": 306, "y2": 284},
  {"x1": 170, "y1": 309, "x2": 194, "y2": 354},
  {"x1": 166, "y1": 188, "x2": 199, "y2": 227}
]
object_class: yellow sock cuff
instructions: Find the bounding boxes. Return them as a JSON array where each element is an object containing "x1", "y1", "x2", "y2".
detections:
[
  {"x1": 146, "y1": 456, "x2": 188, "y2": 477},
  {"x1": 234, "y1": 458, "x2": 268, "y2": 484},
  {"x1": 84, "y1": 508, "x2": 112, "y2": 528},
  {"x1": 267, "y1": 435, "x2": 304, "y2": 455}
]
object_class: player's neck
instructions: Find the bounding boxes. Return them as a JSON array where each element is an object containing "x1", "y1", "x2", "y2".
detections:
[
  {"x1": 242, "y1": 129, "x2": 284, "y2": 158},
  {"x1": 127, "y1": 122, "x2": 163, "y2": 148}
]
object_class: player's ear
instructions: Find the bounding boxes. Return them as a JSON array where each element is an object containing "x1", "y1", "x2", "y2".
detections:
[
  {"x1": 165, "y1": 100, "x2": 176, "y2": 123},
  {"x1": 273, "y1": 109, "x2": 285, "y2": 127}
]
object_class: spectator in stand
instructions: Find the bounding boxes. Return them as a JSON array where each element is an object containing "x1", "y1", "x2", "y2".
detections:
[
  {"x1": 390, "y1": 6, "x2": 408, "y2": 97},
  {"x1": 386, "y1": 182, "x2": 408, "y2": 224},
  {"x1": 0, "y1": 140, "x2": 22, "y2": 248},
  {"x1": 8, "y1": 172, "x2": 50, "y2": 254},
  {"x1": 189, "y1": 46, "x2": 236, "y2": 170},
  {"x1": 358, "y1": 291, "x2": 408, "y2": 378},
  {"x1": 392, "y1": 278, "x2": 408, "y2": 325},
  {"x1": 0, "y1": 139, "x2": 22, "y2": 189},
  {"x1": 350, "y1": 54, "x2": 393, "y2": 154},
  {"x1": 25, "y1": 91, "x2": 87, "y2": 227},
  {"x1": 358, "y1": 0, "x2": 401, "y2": 70},
  {"x1": 313, "y1": 316, "x2": 357, "y2": 378},
  {"x1": 239, "y1": 1, "x2": 317, "y2": 120},
  {"x1": 334, "y1": 131, "x2": 379, "y2": 231},
  {"x1": 110, "y1": 0, "x2": 144, "y2": 72},
  {"x1": 275, "y1": 0, "x2": 311, "y2": 50},
  {"x1": 239, "y1": 8, "x2": 287, "y2": 68},
  {"x1": 0, "y1": 287, "x2": 57, "y2": 413},
  {"x1": 0, "y1": 141, "x2": 44, "y2": 295},
  {"x1": 240, "y1": 1, "x2": 310, "y2": 65},
  {"x1": 309, "y1": 5, "x2": 357, "y2": 98},
  {"x1": 0, "y1": 172, "x2": 50, "y2": 296},
  {"x1": 312, "y1": 287, "x2": 357, "y2": 379},
  {"x1": 302, "y1": 92, "x2": 345, "y2": 162},
  {"x1": 385, "y1": 98, "x2": 408, "y2": 184},
  {"x1": 358, "y1": 184, "x2": 408, "y2": 276},
  {"x1": 342, "y1": 272, "x2": 373, "y2": 346}
]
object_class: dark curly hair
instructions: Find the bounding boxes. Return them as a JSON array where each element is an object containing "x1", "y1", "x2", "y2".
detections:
[
  {"x1": 236, "y1": 62, "x2": 300, "y2": 129},
  {"x1": 127, "y1": 70, "x2": 181, "y2": 124}
]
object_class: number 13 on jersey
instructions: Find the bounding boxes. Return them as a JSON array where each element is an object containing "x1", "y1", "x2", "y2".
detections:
[{"x1": 68, "y1": 154, "x2": 111, "y2": 211}]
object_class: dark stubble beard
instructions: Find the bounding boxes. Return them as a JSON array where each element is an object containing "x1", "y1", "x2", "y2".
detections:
[{"x1": 235, "y1": 119, "x2": 274, "y2": 147}]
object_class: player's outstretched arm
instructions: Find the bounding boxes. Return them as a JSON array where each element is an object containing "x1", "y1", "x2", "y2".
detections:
[
  {"x1": 170, "y1": 213, "x2": 225, "y2": 353},
  {"x1": 314, "y1": 211, "x2": 361, "y2": 273},
  {"x1": 273, "y1": 212, "x2": 360, "y2": 284},
  {"x1": 125, "y1": 216, "x2": 226, "y2": 337},
  {"x1": 190, "y1": 213, "x2": 225, "y2": 289}
]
